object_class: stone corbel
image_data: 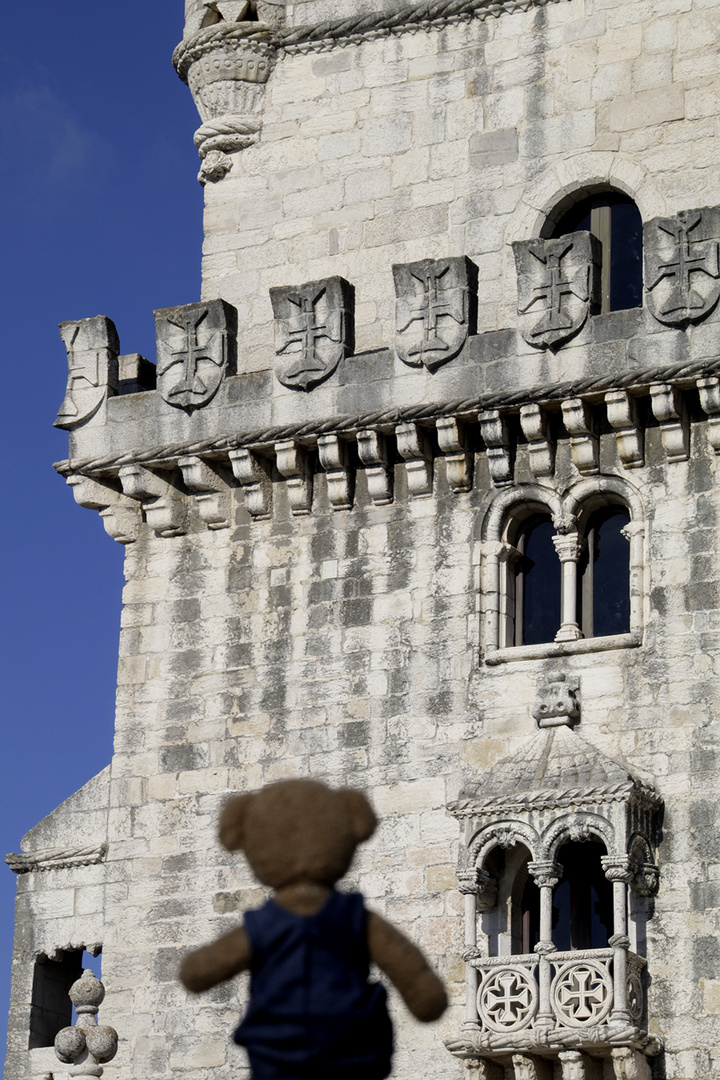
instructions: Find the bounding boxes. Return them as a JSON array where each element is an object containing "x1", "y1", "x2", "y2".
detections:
[
  {"x1": 118, "y1": 465, "x2": 189, "y2": 537},
  {"x1": 649, "y1": 383, "x2": 689, "y2": 462},
  {"x1": 696, "y1": 375, "x2": 720, "y2": 452},
  {"x1": 519, "y1": 404, "x2": 555, "y2": 477},
  {"x1": 479, "y1": 410, "x2": 513, "y2": 486},
  {"x1": 317, "y1": 435, "x2": 354, "y2": 510},
  {"x1": 611, "y1": 1047, "x2": 652, "y2": 1080},
  {"x1": 396, "y1": 423, "x2": 433, "y2": 497},
  {"x1": 178, "y1": 456, "x2": 232, "y2": 529},
  {"x1": 466, "y1": 1061, "x2": 504, "y2": 1080},
  {"x1": 512, "y1": 1053, "x2": 553, "y2": 1080},
  {"x1": 173, "y1": 22, "x2": 278, "y2": 184},
  {"x1": 66, "y1": 474, "x2": 141, "y2": 545},
  {"x1": 436, "y1": 417, "x2": 474, "y2": 493},
  {"x1": 275, "y1": 440, "x2": 313, "y2": 515},
  {"x1": 558, "y1": 1050, "x2": 603, "y2": 1080},
  {"x1": 605, "y1": 390, "x2": 644, "y2": 468},
  {"x1": 561, "y1": 398, "x2": 599, "y2": 474},
  {"x1": 357, "y1": 430, "x2": 393, "y2": 505},
  {"x1": 229, "y1": 448, "x2": 273, "y2": 518}
]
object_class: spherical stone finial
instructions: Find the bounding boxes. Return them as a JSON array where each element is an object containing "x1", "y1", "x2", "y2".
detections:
[
  {"x1": 69, "y1": 969, "x2": 105, "y2": 1011},
  {"x1": 86, "y1": 1025, "x2": 119, "y2": 1064},
  {"x1": 55, "y1": 1026, "x2": 86, "y2": 1064}
]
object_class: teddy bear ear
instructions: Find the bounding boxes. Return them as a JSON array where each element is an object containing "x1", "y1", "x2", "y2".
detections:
[
  {"x1": 218, "y1": 793, "x2": 254, "y2": 851},
  {"x1": 338, "y1": 788, "x2": 377, "y2": 843}
]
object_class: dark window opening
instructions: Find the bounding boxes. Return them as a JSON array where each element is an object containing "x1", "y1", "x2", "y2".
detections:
[
  {"x1": 520, "y1": 874, "x2": 541, "y2": 954},
  {"x1": 514, "y1": 515, "x2": 561, "y2": 646},
  {"x1": 552, "y1": 842, "x2": 613, "y2": 952},
  {"x1": 29, "y1": 948, "x2": 101, "y2": 1049},
  {"x1": 579, "y1": 506, "x2": 631, "y2": 638},
  {"x1": 552, "y1": 194, "x2": 643, "y2": 313}
]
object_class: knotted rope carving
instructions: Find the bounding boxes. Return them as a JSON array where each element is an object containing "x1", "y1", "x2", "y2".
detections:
[{"x1": 194, "y1": 114, "x2": 262, "y2": 157}]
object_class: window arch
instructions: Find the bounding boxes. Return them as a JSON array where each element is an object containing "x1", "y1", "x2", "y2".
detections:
[
  {"x1": 550, "y1": 191, "x2": 643, "y2": 314},
  {"x1": 482, "y1": 481, "x2": 642, "y2": 657}
]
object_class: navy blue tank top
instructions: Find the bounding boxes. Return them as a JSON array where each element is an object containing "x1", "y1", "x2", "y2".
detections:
[{"x1": 234, "y1": 891, "x2": 393, "y2": 1080}]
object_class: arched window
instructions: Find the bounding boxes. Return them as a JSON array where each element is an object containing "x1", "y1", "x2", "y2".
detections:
[
  {"x1": 579, "y1": 506, "x2": 631, "y2": 638},
  {"x1": 551, "y1": 192, "x2": 643, "y2": 313},
  {"x1": 552, "y1": 841, "x2": 614, "y2": 951},
  {"x1": 513, "y1": 515, "x2": 561, "y2": 646},
  {"x1": 487, "y1": 490, "x2": 636, "y2": 654}
]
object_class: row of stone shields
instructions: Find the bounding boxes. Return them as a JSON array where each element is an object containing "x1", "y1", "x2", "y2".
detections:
[
  {"x1": 516, "y1": 205, "x2": 720, "y2": 349},
  {"x1": 55, "y1": 208, "x2": 720, "y2": 425}
]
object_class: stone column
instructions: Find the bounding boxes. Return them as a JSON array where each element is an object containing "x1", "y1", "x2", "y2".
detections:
[
  {"x1": 528, "y1": 860, "x2": 561, "y2": 1030},
  {"x1": 602, "y1": 856, "x2": 635, "y2": 1025},
  {"x1": 552, "y1": 533, "x2": 585, "y2": 642},
  {"x1": 457, "y1": 867, "x2": 497, "y2": 1032}
]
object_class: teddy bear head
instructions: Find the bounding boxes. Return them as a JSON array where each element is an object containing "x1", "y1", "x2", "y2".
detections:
[{"x1": 218, "y1": 778, "x2": 377, "y2": 890}]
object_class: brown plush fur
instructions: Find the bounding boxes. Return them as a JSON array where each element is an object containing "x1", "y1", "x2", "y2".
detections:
[{"x1": 179, "y1": 778, "x2": 447, "y2": 1023}]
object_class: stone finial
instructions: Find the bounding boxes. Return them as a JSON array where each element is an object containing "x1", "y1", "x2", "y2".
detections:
[
  {"x1": 270, "y1": 277, "x2": 353, "y2": 391},
  {"x1": 393, "y1": 257, "x2": 475, "y2": 371},
  {"x1": 531, "y1": 673, "x2": 580, "y2": 727},
  {"x1": 55, "y1": 317, "x2": 119, "y2": 431},
  {"x1": 514, "y1": 232, "x2": 600, "y2": 350},
  {"x1": 154, "y1": 300, "x2": 237, "y2": 411},
  {"x1": 54, "y1": 970, "x2": 118, "y2": 1078},
  {"x1": 644, "y1": 207, "x2": 720, "y2": 326}
]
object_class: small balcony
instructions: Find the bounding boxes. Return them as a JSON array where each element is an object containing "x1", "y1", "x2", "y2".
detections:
[{"x1": 448, "y1": 945, "x2": 660, "y2": 1062}]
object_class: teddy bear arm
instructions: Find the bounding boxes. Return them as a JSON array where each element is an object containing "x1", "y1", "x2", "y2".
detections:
[
  {"x1": 179, "y1": 925, "x2": 252, "y2": 993},
  {"x1": 366, "y1": 911, "x2": 448, "y2": 1022}
]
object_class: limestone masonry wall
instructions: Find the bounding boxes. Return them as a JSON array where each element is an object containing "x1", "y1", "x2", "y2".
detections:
[{"x1": 6, "y1": 0, "x2": 720, "y2": 1079}]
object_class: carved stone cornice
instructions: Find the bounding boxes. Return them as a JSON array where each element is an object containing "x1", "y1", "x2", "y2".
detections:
[{"x1": 6, "y1": 844, "x2": 107, "y2": 874}]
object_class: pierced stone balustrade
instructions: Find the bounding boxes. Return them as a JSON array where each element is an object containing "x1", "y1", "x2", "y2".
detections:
[{"x1": 466, "y1": 948, "x2": 647, "y2": 1055}]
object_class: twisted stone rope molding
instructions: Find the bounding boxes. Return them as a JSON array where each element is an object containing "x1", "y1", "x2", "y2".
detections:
[
  {"x1": 54, "y1": 353, "x2": 720, "y2": 479},
  {"x1": 448, "y1": 780, "x2": 659, "y2": 816},
  {"x1": 6, "y1": 843, "x2": 108, "y2": 874},
  {"x1": 194, "y1": 115, "x2": 263, "y2": 156},
  {"x1": 173, "y1": 0, "x2": 562, "y2": 77}
]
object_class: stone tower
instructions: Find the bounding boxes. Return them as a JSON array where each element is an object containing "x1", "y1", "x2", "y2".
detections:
[{"x1": 6, "y1": 0, "x2": 720, "y2": 1078}]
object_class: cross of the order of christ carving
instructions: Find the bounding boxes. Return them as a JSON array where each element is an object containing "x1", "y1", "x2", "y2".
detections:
[{"x1": 401, "y1": 264, "x2": 464, "y2": 361}]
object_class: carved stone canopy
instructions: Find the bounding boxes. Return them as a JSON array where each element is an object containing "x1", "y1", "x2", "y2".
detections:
[{"x1": 450, "y1": 723, "x2": 661, "y2": 892}]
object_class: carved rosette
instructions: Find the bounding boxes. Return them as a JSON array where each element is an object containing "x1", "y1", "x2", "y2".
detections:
[
  {"x1": 173, "y1": 23, "x2": 278, "y2": 184},
  {"x1": 644, "y1": 207, "x2": 720, "y2": 326},
  {"x1": 513, "y1": 232, "x2": 600, "y2": 349},
  {"x1": 270, "y1": 277, "x2": 353, "y2": 391},
  {"x1": 393, "y1": 256, "x2": 475, "y2": 371}
]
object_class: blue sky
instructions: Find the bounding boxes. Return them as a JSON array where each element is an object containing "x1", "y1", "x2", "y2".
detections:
[{"x1": 0, "y1": 1, "x2": 203, "y2": 1053}]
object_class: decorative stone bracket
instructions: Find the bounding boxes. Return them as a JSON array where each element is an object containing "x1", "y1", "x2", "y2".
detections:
[
  {"x1": 57, "y1": 372, "x2": 715, "y2": 541},
  {"x1": 67, "y1": 474, "x2": 141, "y2": 545},
  {"x1": 118, "y1": 465, "x2": 189, "y2": 537},
  {"x1": 173, "y1": 22, "x2": 278, "y2": 184}
]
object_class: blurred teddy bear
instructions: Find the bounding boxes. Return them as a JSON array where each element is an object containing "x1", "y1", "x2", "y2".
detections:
[{"x1": 179, "y1": 778, "x2": 447, "y2": 1080}]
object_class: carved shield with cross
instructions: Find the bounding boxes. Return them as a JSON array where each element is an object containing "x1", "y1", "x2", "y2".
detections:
[
  {"x1": 55, "y1": 315, "x2": 119, "y2": 430},
  {"x1": 645, "y1": 207, "x2": 720, "y2": 326},
  {"x1": 393, "y1": 257, "x2": 473, "y2": 371},
  {"x1": 270, "y1": 277, "x2": 352, "y2": 391},
  {"x1": 514, "y1": 233, "x2": 600, "y2": 350},
  {"x1": 154, "y1": 299, "x2": 236, "y2": 410}
]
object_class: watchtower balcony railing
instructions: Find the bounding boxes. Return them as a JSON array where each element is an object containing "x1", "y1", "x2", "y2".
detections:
[{"x1": 462, "y1": 946, "x2": 648, "y2": 1055}]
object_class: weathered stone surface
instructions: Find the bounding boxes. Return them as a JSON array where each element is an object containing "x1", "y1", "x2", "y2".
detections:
[{"x1": 11, "y1": 1, "x2": 720, "y2": 1080}]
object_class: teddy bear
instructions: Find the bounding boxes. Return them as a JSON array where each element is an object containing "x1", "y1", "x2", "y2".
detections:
[{"x1": 179, "y1": 778, "x2": 448, "y2": 1080}]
